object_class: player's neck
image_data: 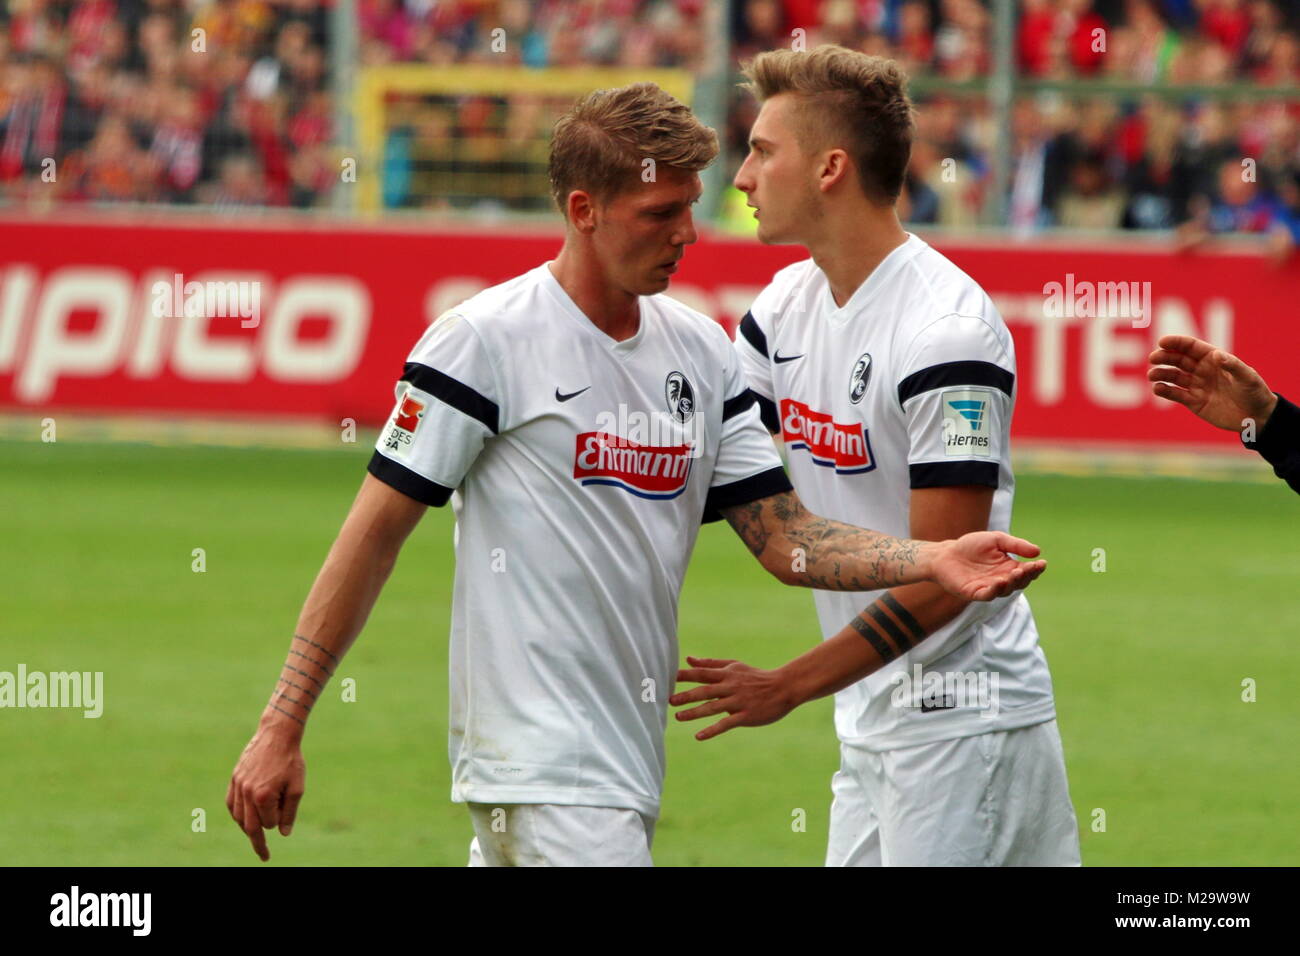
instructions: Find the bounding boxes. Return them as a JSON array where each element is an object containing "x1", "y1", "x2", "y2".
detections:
[
  {"x1": 548, "y1": 251, "x2": 640, "y2": 342},
  {"x1": 806, "y1": 206, "x2": 908, "y2": 310}
]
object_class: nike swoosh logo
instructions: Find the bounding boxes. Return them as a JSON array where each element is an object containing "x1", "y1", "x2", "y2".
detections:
[
  {"x1": 555, "y1": 386, "x2": 591, "y2": 402},
  {"x1": 773, "y1": 351, "x2": 804, "y2": 364}
]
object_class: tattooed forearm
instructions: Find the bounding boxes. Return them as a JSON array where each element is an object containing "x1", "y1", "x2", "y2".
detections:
[
  {"x1": 728, "y1": 494, "x2": 930, "y2": 590},
  {"x1": 724, "y1": 498, "x2": 773, "y2": 559},
  {"x1": 266, "y1": 634, "x2": 338, "y2": 726},
  {"x1": 723, "y1": 491, "x2": 929, "y2": 591}
]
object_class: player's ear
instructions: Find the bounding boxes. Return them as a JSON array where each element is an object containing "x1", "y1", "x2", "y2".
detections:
[
  {"x1": 568, "y1": 190, "x2": 598, "y2": 234},
  {"x1": 818, "y1": 148, "x2": 852, "y2": 194}
]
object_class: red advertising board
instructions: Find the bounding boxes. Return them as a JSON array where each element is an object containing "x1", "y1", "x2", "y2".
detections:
[{"x1": 2, "y1": 215, "x2": 1297, "y2": 448}]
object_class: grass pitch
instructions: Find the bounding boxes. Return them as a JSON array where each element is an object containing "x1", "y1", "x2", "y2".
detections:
[{"x1": 2, "y1": 438, "x2": 1296, "y2": 865}]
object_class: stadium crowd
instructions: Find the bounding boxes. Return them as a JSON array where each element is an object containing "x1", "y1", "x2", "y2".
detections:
[
  {"x1": 0, "y1": 0, "x2": 1297, "y2": 243},
  {"x1": 0, "y1": 0, "x2": 335, "y2": 206}
]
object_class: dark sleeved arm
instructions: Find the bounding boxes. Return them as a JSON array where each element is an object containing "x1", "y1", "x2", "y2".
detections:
[{"x1": 1247, "y1": 393, "x2": 1300, "y2": 495}]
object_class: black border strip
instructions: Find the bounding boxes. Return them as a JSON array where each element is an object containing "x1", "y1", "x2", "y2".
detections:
[
  {"x1": 368, "y1": 451, "x2": 454, "y2": 507},
  {"x1": 909, "y1": 461, "x2": 999, "y2": 489},
  {"x1": 756, "y1": 394, "x2": 780, "y2": 434},
  {"x1": 402, "y1": 362, "x2": 499, "y2": 434},
  {"x1": 722, "y1": 389, "x2": 757, "y2": 422},
  {"x1": 897, "y1": 360, "x2": 1014, "y2": 406},
  {"x1": 738, "y1": 311, "x2": 769, "y2": 359},
  {"x1": 702, "y1": 465, "x2": 792, "y2": 524}
]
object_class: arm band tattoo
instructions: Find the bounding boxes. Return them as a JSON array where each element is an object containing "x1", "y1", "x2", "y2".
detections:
[
  {"x1": 284, "y1": 662, "x2": 326, "y2": 692},
  {"x1": 272, "y1": 689, "x2": 307, "y2": 709},
  {"x1": 289, "y1": 647, "x2": 335, "y2": 678},
  {"x1": 881, "y1": 593, "x2": 926, "y2": 645},
  {"x1": 268, "y1": 636, "x2": 338, "y2": 726},
  {"x1": 269, "y1": 703, "x2": 306, "y2": 727},
  {"x1": 851, "y1": 614, "x2": 898, "y2": 663},
  {"x1": 865, "y1": 602, "x2": 915, "y2": 655},
  {"x1": 278, "y1": 676, "x2": 319, "y2": 702},
  {"x1": 293, "y1": 633, "x2": 340, "y2": 667}
]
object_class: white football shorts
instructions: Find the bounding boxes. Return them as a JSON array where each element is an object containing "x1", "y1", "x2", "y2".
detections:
[
  {"x1": 466, "y1": 803, "x2": 657, "y2": 867},
  {"x1": 826, "y1": 718, "x2": 1082, "y2": 866}
]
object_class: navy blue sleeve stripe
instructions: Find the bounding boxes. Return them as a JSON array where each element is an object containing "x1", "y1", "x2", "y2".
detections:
[
  {"x1": 722, "y1": 389, "x2": 757, "y2": 422},
  {"x1": 738, "y1": 311, "x2": 769, "y2": 359},
  {"x1": 909, "y1": 461, "x2": 1000, "y2": 489},
  {"x1": 401, "y1": 362, "x2": 499, "y2": 434},
  {"x1": 702, "y1": 465, "x2": 793, "y2": 524},
  {"x1": 897, "y1": 360, "x2": 1014, "y2": 406},
  {"x1": 756, "y1": 394, "x2": 780, "y2": 434},
  {"x1": 368, "y1": 451, "x2": 455, "y2": 506}
]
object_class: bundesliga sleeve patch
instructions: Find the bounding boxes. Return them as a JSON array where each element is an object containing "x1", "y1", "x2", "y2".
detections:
[
  {"x1": 395, "y1": 393, "x2": 426, "y2": 432},
  {"x1": 383, "y1": 387, "x2": 427, "y2": 457},
  {"x1": 942, "y1": 388, "x2": 994, "y2": 457}
]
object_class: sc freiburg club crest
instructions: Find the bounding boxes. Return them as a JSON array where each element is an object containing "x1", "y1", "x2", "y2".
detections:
[
  {"x1": 849, "y1": 353, "x2": 872, "y2": 404},
  {"x1": 665, "y1": 371, "x2": 695, "y2": 423}
]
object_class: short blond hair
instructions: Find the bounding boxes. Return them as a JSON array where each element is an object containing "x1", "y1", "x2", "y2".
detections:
[
  {"x1": 741, "y1": 45, "x2": 915, "y2": 204},
  {"x1": 549, "y1": 82, "x2": 719, "y2": 216}
]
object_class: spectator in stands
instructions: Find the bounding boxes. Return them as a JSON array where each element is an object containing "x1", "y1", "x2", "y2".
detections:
[
  {"x1": 1020, "y1": 0, "x2": 1108, "y2": 76},
  {"x1": 360, "y1": 0, "x2": 417, "y2": 62},
  {"x1": 1056, "y1": 149, "x2": 1127, "y2": 229},
  {"x1": 934, "y1": 0, "x2": 990, "y2": 79},
  {"x1": 1204, "y1": 0, "x2": 1251, "y2": 56},
  {"x1": 1176, "y1": 155, "x2": 1298, "y2": 249},
  {"x1": 200, "y1": 153, "x2": 268, "y2": 209},
  {"x1": 1121, "y1": 101, "x2": 1182, "y2": 228},
  {"x1": 1007, "y1": 99, "x2": 1052, "y2": 233},
  {"x1": 1242, "y1": 0, "x2": 1286, "y2": 75},
  {"x1": 910, "y1": 134, "x2": 982, "y2": 229},
  {"x1": 0, "y1": 54, "x2": 67, "y2": 184},
  {"x1": 1204, "y1": 157, "x2": 1280, "y2": 233},
  {"x1": 66, "y1": 113, "x2": 157, "y2": 202},
  {"x1": 1125, "y1": 0, "x2": 1183, "y2": 82},
  {"x1": 896, "y1": 1, "x2": 935, "y2": 72},
  {"x1": 735, "y1": 0, "x2": 786, "y2": 64},
  {"x1": 151, "y1": 86, "x2": 204, "y2": 201}
]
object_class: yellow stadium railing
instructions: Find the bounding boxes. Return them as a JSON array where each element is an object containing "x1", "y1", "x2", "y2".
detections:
[{"x1": 354, "y1": 65, "x2": 695, "y2": 214}]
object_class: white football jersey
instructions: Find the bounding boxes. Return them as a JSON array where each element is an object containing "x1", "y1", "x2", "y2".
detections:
[
  {"x1": 737, "y1": 233, "x2": 1057, "y2": 751},
  {"x1": 369, "y1": 262, "x2": 790, "y2": 818}
]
